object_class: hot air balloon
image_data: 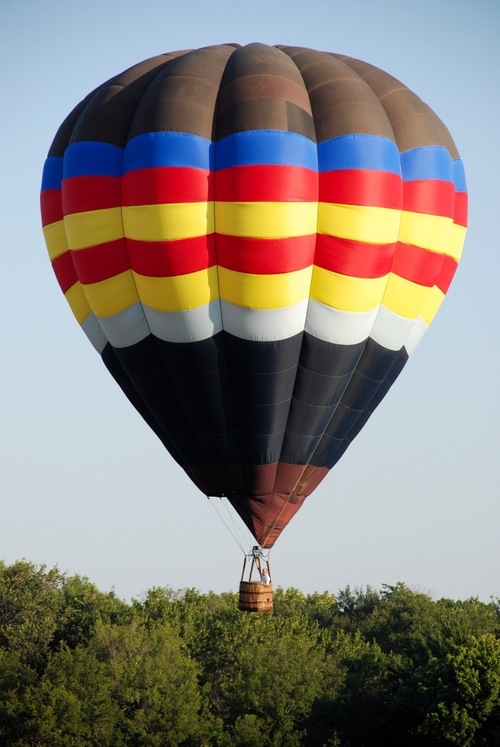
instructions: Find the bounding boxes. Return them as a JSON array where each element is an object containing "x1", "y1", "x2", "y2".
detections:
[{"x1": 40, "y1": 44, "x2": 467, "y2": 599}]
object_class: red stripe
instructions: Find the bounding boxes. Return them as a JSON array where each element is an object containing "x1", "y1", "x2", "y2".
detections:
[
  {"x1": 314, "y1": 235, "x2": 396, "y2": 278},
  {"x1": 453, "y1": 191, "x2": 468, "y2": 227},
  {"x1": 402, "y1": 179, "x2": 455, "y2": 217},
  {"x1": 122, "y1": 167, "x2": 212, "y2": 205},
  {"x1": 48, "y1": 238, "x2": 458, "y2": 296},
  {"x1": 436, "y1": 254, "x2": 458, "y2": 294},
  {"x1": 127, "y1": 235, "x2": 216, "y2": 277},
  {"x1": 216, "y1": 234, "x2": 316, "y2": 274},
  {"x1": 71, "y1": 239, "x2": 130, "y2": 284},
  {"x1": 215, "y1": 165, "x2": 318, "y2": 202},
  {"x1": 319, "y1": 169, "x2": 401, "y2": 208},
  {"x1": 63, "y1": 176, "x2": 122, "y2": 214},
  {"x1": 392, "y1": 242, "x2": 449, "y2": 288},
  {"x1": 52, "y1": 251, "x2": 77, "y2": 294},
  {"x1": 40, "y1": 189, "x2": 63, "y2": 226}
]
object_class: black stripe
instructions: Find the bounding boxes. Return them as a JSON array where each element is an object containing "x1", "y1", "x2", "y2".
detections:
[{"x1": 312, "y1": 344, "x2": 409, "y2": 468}]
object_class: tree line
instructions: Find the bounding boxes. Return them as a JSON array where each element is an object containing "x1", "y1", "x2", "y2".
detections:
[{"x1": 0, "y1": 560, "x2": 499, "y2": 746}]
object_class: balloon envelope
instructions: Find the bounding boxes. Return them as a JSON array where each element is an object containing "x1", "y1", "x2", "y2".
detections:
[{"x1": 41, "y1": 44, "x2": 467, "y2": 547}]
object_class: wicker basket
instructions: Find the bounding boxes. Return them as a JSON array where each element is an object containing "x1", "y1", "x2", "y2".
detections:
[{"x1": 238, "y1": 581, "x2": 273, "y2": 612}]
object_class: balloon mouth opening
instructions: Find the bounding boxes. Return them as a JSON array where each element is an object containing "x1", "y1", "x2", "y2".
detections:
[
  {"x1": 226, "y1": 490, "x2": 308, "y2": 548},
  {"x1": 197, "y1": 462, "x2": 329, "y2": 547}
]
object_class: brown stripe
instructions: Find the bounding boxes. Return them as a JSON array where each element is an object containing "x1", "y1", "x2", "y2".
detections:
[
  {"x1": 331, "y1": 54, "x2": 460, "y2": 156},
  {"x1": 188, "y1": 460, "x2": 330, "y2": 547},
  {"x1": 128, "y1": 45, "x2": 237, "y2": 140},
  {"x1": 70, "y1": 55, "x2": 177, "y2": 146},
  {"x1": 279, "y1": 46, "x2": 395, "y2": 142},
  {"x1": 215, "y1": 44, "x2": 315, "y2": 140},
  {"x1": 228, "y1": 492, "x2": 307, "y2": 548},
  {"x1": 225, "y1": 42, "x2": 307, "y2": 80},
  {"x1": 217, "y1": 73, "x2": 312, "y2": 114},
  {"x1": 215, "y1": 99, "x2": 316, "y2": 140},
  {"x1": 48, "y1": 92, "x2": 100, "y2": 158},
  {"x1": 272, "y1": 462, "x2": 327, "y2": 495}
]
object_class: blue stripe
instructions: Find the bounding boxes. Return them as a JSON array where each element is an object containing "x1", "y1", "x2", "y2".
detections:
[
  {"x1": 41, "y1": 156, "x2": 63, "y2": 190},
  {"x1": 318, "y1": 135, "x2": 401, "y2": 174},
  {"x1": 215, "y1": 130, "x2": 318, "y2": 170},
  {"x1": 63, "y1": 141, "x2": 123, "y2": 178},
  {"x1": 49, "y1": 133, "x2": 463, "y2": 193},
  {"x1": 400, "y1": 146, "x2": 452, "y2": 182},
  {"x1": 123, "y1": 131, "x2": 212, "y2": 172},
  {"x1": 452, "y1": 159, "x2": 467, "y2": 192}
]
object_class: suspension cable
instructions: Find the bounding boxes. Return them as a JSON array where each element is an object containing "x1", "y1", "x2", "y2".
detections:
[{"x1": 208, "y1": 496, "x2": 249, "y2": 554}]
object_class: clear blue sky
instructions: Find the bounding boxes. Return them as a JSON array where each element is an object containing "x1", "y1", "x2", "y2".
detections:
[{"x1": 1, "y1": 0, "x2": 498, "y2": 602}]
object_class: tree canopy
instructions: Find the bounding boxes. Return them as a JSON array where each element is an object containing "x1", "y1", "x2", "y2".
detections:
[{"x1": 0, "y1": 561, "x2": 498, "y2": 746}]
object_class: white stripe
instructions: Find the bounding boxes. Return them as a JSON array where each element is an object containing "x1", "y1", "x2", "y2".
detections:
[
  {"x1": 305, "y1": 300, "x2": 378, "y2": 345},
  {"x1": 369, "y1": 307, "x2": 429, "y2": 354},
  {"x1": 84, "y1": 298, "x2": 431, "y2": 353},
  {"x1": 82, "y1": 313, "x2": 108, "y2": 353},
  {"x1": 97, "y1": 305, "x2": 151, "y2": 348},
  {"x1": 369, "y1": 307, "x2": 417, "y2": 352},
  {"x1": 144, "y1": 302, "x2": 223, "y2": 343},
  {"x1": 402, "y1": 316, "x2": 429, "y2": 356},
  {"x1": 221, "y1": 299, "x2": 309, "y2": 341}
]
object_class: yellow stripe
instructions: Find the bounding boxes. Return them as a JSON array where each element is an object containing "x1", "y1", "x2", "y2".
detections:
[
  {"x1": 311, "y1": 267, "x2": 388, "y2": 312},
  {"x1": 382, "y1": 274, "x2": 444, "y2": 321},
  {"x1": 399, "y1": 211, "x2": 452, "y2": 253},
  {"x1": 74, "y1": 267, "x2": 313, "y2": 316},
  {"x1": 448, "y1": 223, "x2": 467, "y2": 262},
  {"x1": 55, "y1": 204, "x2": 466, "y2": 261},
  {"x1": 65, "y1": 282, "x2": 91, "y2": 325},
  {"x1": 64, "y1": 269, "x2": 450, "y2": 324},
  {"x1": 43, "y1": 220, "x2": 68, "y2": 260},
  {"x1": 64, "y1": 208, "x2": 124, "y2": 250},
  {"x1": 219, "y1": 267, "x2": 313, "y2": 309},
  {"x1": 82, "y1": 271, "x2": 139, "y2": 317},
  {"x1": 318, "y1": 203, "x2": 401, "y2": 244},
  {"x1": 134, "y1": 267, "x2": 219, "y2": 311},
  {"x1": 123, "y1": 203, "x2": 215, "y2": 242},
  {"x1": 215, "y1": 202, "x2": 317, "y2": 238},
  {"x1": 421, "y1": 285, "x2": 446, "y2": 325}
]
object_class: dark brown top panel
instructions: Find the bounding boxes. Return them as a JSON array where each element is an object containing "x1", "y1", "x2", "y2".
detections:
[{"x1": 52, "y1": 43, "x2": 460, "y2": 155}]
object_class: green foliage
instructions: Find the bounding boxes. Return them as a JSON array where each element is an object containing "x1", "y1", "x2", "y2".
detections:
[
  {"x1": 54, "y1": 574, "x2": 132, "y2": 649},
  {"x1": 0, "y1": 562, "x2": 499, "y2": 746},
  {"x1": 0, "y1": 560, "x2": 64, "y2": 671},
  {"x1": 219, "y1": 615, "x2": 325, "y2": 745},
  {"x1": 417, "y1": 633, "x2": 500, "y2": 745}
]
